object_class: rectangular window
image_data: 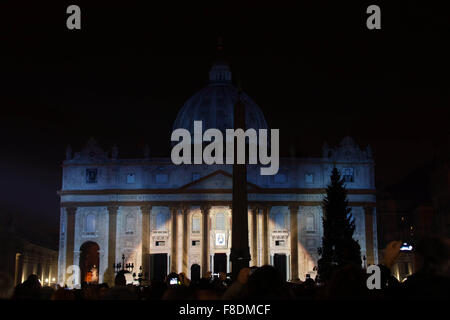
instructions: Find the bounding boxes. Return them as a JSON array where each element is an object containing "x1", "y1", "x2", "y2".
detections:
[
  {"x1": 275, "y1": 240, "x2": 285, "y2": 246},
  {"x1": 342, "y1": 168, "x2": 354, "y2": 183},
  {"x1": 86, "y1": 168, "x2": 98, "y2": 183},
  {"x1": 215, "y1": 213, "x2": 225, "y2": 230},
  {"x1": 125, "y1": 216, "x2": 135, "y2": 234},
  {"x1": 155, "y1": 213, "x2": 167, "y2": 231},
  {"x1": 155, "y1": 241, "x2": 165, "y2": 246},
  {"x1": 192, "y1": 217, "x2": 200, "y2": 233},
  {"x1": 192, "y1": 240, "x2": 200, "y2": 246},
  {"x1": 306, "y1": 216, "x2": 315, "y2": 232},
  {"x1": 85, "y1": 215, "x2": 96, "y2": 234},
  {"x1": 305, "y1": 173, "x2": 314, "y2": 183},
  {"x1": 275, "y1": 213, "x2": 286, "y2": 230},
  {"x1": 155, "y1": 173, "x2": 168, "y2": 184},
  {"x1": 126, "y1": 173, "x2": 135, "y2": 184}
]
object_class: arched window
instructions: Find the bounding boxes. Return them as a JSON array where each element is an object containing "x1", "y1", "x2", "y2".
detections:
[
  {"x1": 126, "y1": 173, "x2": 135, "y2": 184},
  {"x1": 215, "y1": 213, "x2": 225, "y2": 230},
  {"x1": 86, "y1": 214, "x2": 96, "y2": 234},
  {"x1": 192, "y1": 215, "x2": 200, "y2": 233},
  {"x1": 274, "y1": 212, "x2": 286, "y2": 230},
  {"x1": 125, "y1": 214, "x2": 135, "y2": 234},
  {"x1": 342, "y1": 167, "x2": 354, "y2": 183},
  {"x1": 156, "y1": 212, "x2": 167, "y2": 231}
]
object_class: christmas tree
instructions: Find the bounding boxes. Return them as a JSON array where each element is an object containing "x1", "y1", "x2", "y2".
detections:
[{"x1": 317, "y1": 167, "x2": 361, "y2": 282}]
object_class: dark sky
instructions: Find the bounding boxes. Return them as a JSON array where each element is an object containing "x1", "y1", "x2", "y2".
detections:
[{"x1": 1, "y1": 1, "x2": 449, "y2": 248}]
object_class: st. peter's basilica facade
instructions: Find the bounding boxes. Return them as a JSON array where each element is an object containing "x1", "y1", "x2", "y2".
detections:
[{"x1": 57, "y1": 61, "x2": 378, "y2": 286}]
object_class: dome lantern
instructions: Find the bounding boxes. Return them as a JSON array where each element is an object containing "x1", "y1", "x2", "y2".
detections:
[{"x1": 208, "y1": 61, "x2": 232, "y2": 84}]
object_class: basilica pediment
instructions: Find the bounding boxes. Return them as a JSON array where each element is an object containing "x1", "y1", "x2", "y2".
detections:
[{"x1": 178, "y1": 170, "x2": 260, "y2": 191}]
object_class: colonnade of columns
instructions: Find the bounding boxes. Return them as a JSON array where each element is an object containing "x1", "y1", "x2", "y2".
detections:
[{"x1": 62, "y1": 203, "x2": 376, "y2": 285}]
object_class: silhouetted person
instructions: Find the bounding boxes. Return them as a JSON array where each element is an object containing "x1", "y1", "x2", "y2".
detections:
[
  {"x1": 178, "y1": 272, "x2": 190, "y2": 287},
  {"x1": 162, "y1": 285, "x2": 194, "y2": 300},
  {"x1": 114, "y1": 270, "x2": 127, "y2": 286},
  {"x1": 244, "y1": 265, "x2": 292, "y2": 300},
  {"x1": 146, "y1": 280, "x2": 167, "y2": 300},
  {"x1": 40, "y1": 286, "x2": 55, "y2": 300},
  {"x1": 12, "y1": 274, "x2": 41, "y2": 300},
  {"x1": 51, "y1": 287, "x2": 75, "y2": 300},
  {"x1": 102, "y1": 271, "x2": 137, "y2": 300},
  {"x1": 401, "y1": 237, "x2": 450, "y2": 299},
  {"x1": 327, "y1": 264, "x2": 370, "y2": 300}
]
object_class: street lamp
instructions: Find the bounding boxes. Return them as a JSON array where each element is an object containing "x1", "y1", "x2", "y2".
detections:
[{"x1": 113, "y1": 254, "x2": 135, "y2": 274}]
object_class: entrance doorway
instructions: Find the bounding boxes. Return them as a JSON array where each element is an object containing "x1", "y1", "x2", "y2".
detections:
[
  {"x1": 149, "y1": 253, "x2": 168, "y2": 281},
  {"x1": 79, "y1": 241, "x2": 100, "y2": 284},
  {"x1": 213, "y1": 253, "x2": 227, "y2": 274},
  {"x1": 190, "y1": 264, "x2": 200, "y2": 283},
  {"x1": 273, "y1": 253, "x2": 287, "y2": 281}
]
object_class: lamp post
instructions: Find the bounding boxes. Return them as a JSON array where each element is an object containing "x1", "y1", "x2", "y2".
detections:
[
  {"x1": 113, "y1": 254, "x2": 135, "y2": 274},
  {"x1": 113, "y1": 254, "x2": 146, "y2": 286}
]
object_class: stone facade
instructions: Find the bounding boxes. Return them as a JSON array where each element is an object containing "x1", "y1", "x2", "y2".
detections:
[
  {"x1": 57, "y1": 62, "x2": 378, "y2": 286},
  {"x1": 58, "y1": 137, "x2": 377, "y2": 286}
]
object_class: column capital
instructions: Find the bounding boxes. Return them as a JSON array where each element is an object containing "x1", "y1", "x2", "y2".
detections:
[
  {"x1": 140, "y1": 205, "x2": 152, "y2": 215},
  {"x1": 107, "y1": 205, "x2": 119, "y2": 215},
  {"x1": 289, "y1": 204, "x2": 299, "y2": 212},
  {"x1": 66, "y1": 206, "x2": 77, "y2": 215},
  {"x1": 169, "y1": 206, "x2": 178, "y2": 213},
  {"x1": 200, "y1": 204, "x2": 211, "y2": 214},
  {"x1": 181, "y1": 206, "x2": 190, "y2": 215}
]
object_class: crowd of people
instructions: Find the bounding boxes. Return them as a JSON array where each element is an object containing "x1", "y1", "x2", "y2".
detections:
[{"x1": 1, "y1": 237, "x2": 449, "y2": 300}]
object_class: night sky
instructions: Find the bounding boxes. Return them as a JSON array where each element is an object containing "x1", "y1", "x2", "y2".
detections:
[{"x1": 1, "y1": 1, "x2": 449, "y2": 248}]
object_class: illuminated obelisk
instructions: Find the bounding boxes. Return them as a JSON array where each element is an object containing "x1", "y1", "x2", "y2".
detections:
[{"x1": 230, "y1": 92, "x2": 251, "y2": 280}]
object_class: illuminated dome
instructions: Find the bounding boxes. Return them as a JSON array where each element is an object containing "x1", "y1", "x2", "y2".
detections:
[{"x1": 173, "y1": 61, "x2": 268, "y2": 134}]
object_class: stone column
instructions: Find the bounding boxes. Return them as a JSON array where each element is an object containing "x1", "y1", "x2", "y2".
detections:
[
  {"x1": 251, "y1": 207, "x2": 258, "y2": 266},
  {"x1": 289, "y1": 205, "x2": 299, "y2": 280},
  {"x1": 364, "y1": 206, "x2": 375, "y2": 265},
  {"x1": 64, "y1": 206, "x2": 77, "y2": 285},
  {"x1": 170, "y1": 206, "x2": 178, "y2": 273},
  {"x1": 14, "y1": 253, "x2": 23, "y2": 286},
  {"x1": 140, "y1": 205, "x2": 152, "y2": 280},
  {"x1": 181, "y1": 207, "x2": 189, "y2": 275},
  {"x1": 105, "y1": 206, "x2": 118, "y2": 286},
  {"x1": 201, "y1": 205, "x2": 211, "y2": 277},
  {"x1": 262, "y1": 206, "x2": 270, "y2": 265}
]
